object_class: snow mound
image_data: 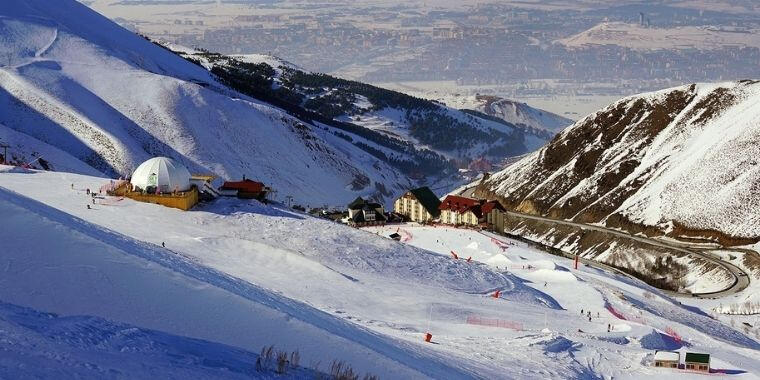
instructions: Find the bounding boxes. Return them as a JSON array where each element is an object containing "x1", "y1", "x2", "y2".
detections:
[
  {"x1": 524, "y1": 260, "x2": 558, "y2": 270},
  {"x1": 466, "y1": 241, "x2": 479, "y2": 250},
  {"x1": 640, "y1": 330, "x2": 684, "y2": 351},
  {"x1": 486, "y1": 253, "x2": 512, "y2": 267},
  {"x1": 522, "y1": 269, "x2": 578, "y2": 283},
  {"x1": 532, "y1": 336, "x2": 578, "y2": 354}
]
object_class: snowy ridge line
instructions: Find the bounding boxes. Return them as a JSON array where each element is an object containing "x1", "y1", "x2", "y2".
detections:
[{"x1": 0, "y1": 185, "x2": 479, "y2": 380}]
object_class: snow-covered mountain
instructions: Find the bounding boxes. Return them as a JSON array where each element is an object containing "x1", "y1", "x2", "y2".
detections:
[
  {"x1": 440, "y1": 94, "x2": 572, "y2": 135},
  {"x1": 474, "y1": 81, "x2": 760, "y2": 245},
  {"x1": 173, "y1": 48, "x2": 549, "y2": 171},
  {"x1": 2, "y1": 0, "x2": 532, "y2": 208}
]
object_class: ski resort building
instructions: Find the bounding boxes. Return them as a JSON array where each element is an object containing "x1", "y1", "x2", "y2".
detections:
[
  {"x1": 439, "y1": 195, "x2": 507, "y2": 230},
  {"x1": 653, "y1": 351, "x2": 679, "y2": 369},
  {"x1": 393, "y1": 187, "x2": 441, "y2": 223},
  {"x1": 219, "y1": 179, "x2": 271, "y2": 201},
  {"x1": 482, "y1": 199, "x2": 507, "y2": 232},
  {"x1": 346, "y1": 197, "x2": 386, "y2": 227},
  {"x1": 106, "y1": 157, "x2": 202, "y2": 211},
  {"x1": 684, "y1": 352, "x2": 710, "y2": 372}
]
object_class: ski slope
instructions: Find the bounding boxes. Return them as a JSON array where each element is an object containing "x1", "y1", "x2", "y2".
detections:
[
  {"x1": 1, "y1": 167, "x2": 759, "y2": 378},
  {"x1": 0, "y1": 0, "x2": 410, "y2": 208},
  {"x1": 366, "y1": 224, "x2": 760, "y2": 379}
]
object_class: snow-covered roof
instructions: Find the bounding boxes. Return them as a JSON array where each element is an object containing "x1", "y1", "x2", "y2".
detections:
[
  {"x1": 130, "y1": 157, "x2": 191, "y2": 193},
  {"x1": 654, "y1": 351, "x2": 680, "y2": 362}
]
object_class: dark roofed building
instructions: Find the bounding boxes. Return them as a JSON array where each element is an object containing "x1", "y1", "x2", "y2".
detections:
[
  {"x1": 684, "y1": 352, "x2": 710, "y2": 372},
  {"x1": 346, "y1": 197, "x2": 386, "y2": 227},
  {"x1": 482, "y1": 199, "x2": 507, "y2": 233},
  {"x1": 394, "y1": 187, "x2": 441, "y2": 223}
]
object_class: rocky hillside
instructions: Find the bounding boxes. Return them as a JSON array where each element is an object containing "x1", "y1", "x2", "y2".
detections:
[{"x1": 474, "y1": 81, "x2": 760, "y2": 246}]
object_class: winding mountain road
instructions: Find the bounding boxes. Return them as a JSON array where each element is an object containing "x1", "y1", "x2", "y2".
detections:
[{"x1": 500, "y1": 209, "x2": 751, "y2": 299}]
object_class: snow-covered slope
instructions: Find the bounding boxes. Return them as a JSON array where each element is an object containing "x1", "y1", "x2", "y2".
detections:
[
  {"x1": 475, "y1": 81, "x2": 760, "y2": 245},
  {"x1": 439, "y1": 94, "x2": 572, "y2": 135},
  {"x1": 2, "y1": 167, "x2": 759, "y2": 378},
  {"x1": 0, "y1": 300, "x2": 318, "y2": 379},
  {"x1": 177, "y1": 49, "x2": 548, "y2": 170},
  {"x1": 0, "y1": 0, "x2": 411, "y2": 207}
]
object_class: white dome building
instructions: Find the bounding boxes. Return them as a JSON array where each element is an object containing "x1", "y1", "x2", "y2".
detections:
[{"x1": 130, "y1": 157, "x2": 192, "y2": 193}]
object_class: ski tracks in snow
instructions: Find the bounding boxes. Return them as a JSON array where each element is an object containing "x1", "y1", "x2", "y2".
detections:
[
  {"x1": 0, "y1": 186, "x2": 479, "y2": 380},
  {"x1": 35, "y1": 27, "x2": 58, "y2": 58}
]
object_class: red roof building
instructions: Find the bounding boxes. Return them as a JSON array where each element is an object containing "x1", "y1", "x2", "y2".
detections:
[
  {"x1": 439, "y1": 195, "x2": 506, "y2": 229},
  {"x1": 219, "y1": 179, "x2": 270, "y2": 200}
]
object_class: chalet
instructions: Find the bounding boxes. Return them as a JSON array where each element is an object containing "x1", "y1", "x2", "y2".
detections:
[
  {"x1": 684, "y1": 352, "x2": 710, "y2": 372},
  {"x1": 439, "y1": 195, "x2": 507, "y2": 230},
  {"x1": 482, "y1": 199, "x2": 507, "y2": 233},
  {"x1": 394, "y1": 187, "x2": 441, "y2": 223},
  {"x1": 219, "y1": 179, "x2": 271, "y2": 201},
  {"x1": 653, "y1": 351, "x2": 679, "y2": 369},
  {"x1": 346, "y1": 197, "x2": 386, "y2": 227}
]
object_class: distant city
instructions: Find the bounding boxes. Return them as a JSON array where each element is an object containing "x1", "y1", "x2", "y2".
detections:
[{"x1": 86, "y1": 0, "x2": 760, "y2": 116}]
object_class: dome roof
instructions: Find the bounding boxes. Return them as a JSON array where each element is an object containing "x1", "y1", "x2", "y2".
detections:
[{"x1": 130, "y1": 157, "x2": 191, "y2": 193}]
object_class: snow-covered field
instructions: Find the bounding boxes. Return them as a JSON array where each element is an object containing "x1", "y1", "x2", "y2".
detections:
[{"x1": 1, "y1": 167, "x2": 759, "y2": 378}]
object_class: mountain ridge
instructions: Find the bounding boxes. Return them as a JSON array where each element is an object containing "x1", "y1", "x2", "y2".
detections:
[{"x1": 474, "y1": 80, "x2": 760, "y2": 245}]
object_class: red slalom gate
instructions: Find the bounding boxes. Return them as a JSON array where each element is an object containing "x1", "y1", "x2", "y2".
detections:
[
  {"x1": 451, "y1": 251, "x2": 459, "y2": 259},
  {"x1": 490, "y1": 237, "x2": 511, "y2": 251},
  {"x1": 466, "y1": 315, "x2": 523, "y2": 331}
]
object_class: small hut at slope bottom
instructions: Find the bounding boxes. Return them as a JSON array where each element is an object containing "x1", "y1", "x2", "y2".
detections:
[{"x1": 107, "y1": 157, "x2": 201, "y2": 210}]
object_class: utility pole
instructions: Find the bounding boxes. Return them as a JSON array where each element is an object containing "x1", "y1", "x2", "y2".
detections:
[{"x1": 0, "y1": 142, "x2": 9, "y2": 165}]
